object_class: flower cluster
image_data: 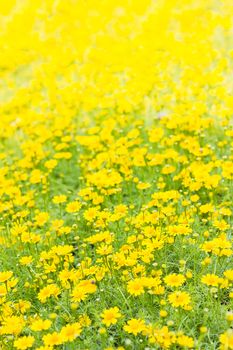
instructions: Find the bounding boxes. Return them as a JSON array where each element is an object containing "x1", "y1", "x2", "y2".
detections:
[{"x1": 0, "y1": 0, "x2": 232, "y2": 349}]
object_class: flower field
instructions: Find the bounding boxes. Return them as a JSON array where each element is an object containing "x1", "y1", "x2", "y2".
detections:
[{"x1": 0, "y1": 1, "x2": 233, "y2": 349}]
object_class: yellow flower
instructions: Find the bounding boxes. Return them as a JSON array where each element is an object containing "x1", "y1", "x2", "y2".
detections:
[
  {"x1": 19, "y1": 256, "x2": 33, "y2": 265},
  {"x1": 44, "y1": 159, "x2": 58, "y2": 170},
  {"x1": 148, "y1": 127, "x2": 164, "y2": 143},
  {"x1": 200, "y1": 326, "x2": 208, "y2": 333},
  {"x1": 168, "y1": 291, "x2": 191, "y2": 308},
  {"x1": 101, "y1": 307, "x2": 122, "y2": 326},
  {"x1": 30, "y1": 169, "x2": 43, "y2": 184},
  {"x1": 199, "y1": 204, "x2": 213, "y2": 214},
  {"x1": 136, "y1": 182, "x2": 151, "y2": 190},
  {"x1": 99, "y1": 327, "x2": 106, "y2": 334},
  {"x1": 71, "y1": 280, "x2": 97, "y2": 302},
  {"x1": 176, "y1": 335, "x2": 194, "y2": 348},
  {"x1": 96, "y1": 244, "x2": 113, "y2": 256},
  {"x1": 30, "y1": 319, "x2": 52, "y2": 331},
  {"x1": 226, "y1": 312, "x2": 233, "y2": 322},
  {"x1": 60, "y1": 322, "x2": 82, "y2": 342},
  {"x1": 14, "y1": 336, "x2": 35, "y2": 350},
  {"x1": 159, "y1": 310, "x2": 168, "y2": 317},
  {"x1": 124, "y1": 319, "x2": 145, "y2": 335},
  {"x1": 201, "y1": 274, "x2": 221, "y2": 287},
  {"x1": 164, "y1": 273, "x2": 186, "y2": 287},
  {"x1": 0, "y1": 271, "x2": 13, "y2": 283},
  {"x1": 127, "y1": 279, "x2": 145, "y2": 296},
  {"x1": 71, "y1": 288, "x2": 87, "y2": 303},
  {"x1": 52, "y1": 195, "x2": 67, "y2": 204},
  {"x1": 1, "y1": 316, "x2": 25, "y2": 335},
  {"x1": 79, "y1": 315, "x2": 91, "y2": 327},
  {"x1": 38, "y1": 284, "x2": 60, "y2": 303},
  {"x1": 224, "y1": 270, "x2": 233, "y2": 281},
  {"x1": 0, "y1": 284, "x2": 7, "y2": 296},
  {"x1": 219, "y1": 330, "x2": 233, "y2": 350},
  {"x1": 43, "y1": 332, "x2": 62, "y2": 346},
  {"x1": 66, "y1": 201, "x2": 81, "y2": 213},
  {"x1": 83, "y1": 207, "x2": 98, "y2": 221},
  {"x1": 15, "y1": 300, "x2": 31, "y2": 313},
  {"x1": 34, "y1": 212, "x2": 49, "y2": 227}
]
